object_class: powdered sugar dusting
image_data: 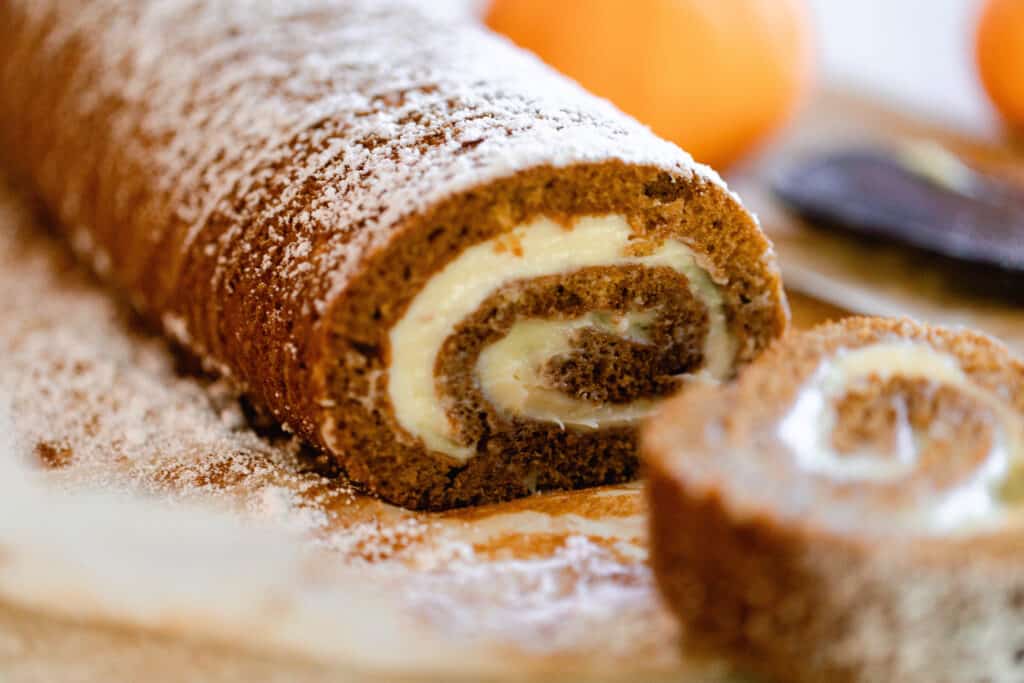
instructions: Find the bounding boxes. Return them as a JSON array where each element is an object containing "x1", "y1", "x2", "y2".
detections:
[
  {"x1": 3, "y1": 0, "x2": 725, "y2": 362},
  {"x1": 405, "y1": 535, "x2": 680, "y2": 660},
  {"x1": 0, "y1": 188, "x2": 339, "y2": 527}
]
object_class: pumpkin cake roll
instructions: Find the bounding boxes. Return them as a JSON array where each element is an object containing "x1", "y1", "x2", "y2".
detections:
[
  {"x1": 645, "y1": 317, "x2": 1024, "y2": 683},
  {"x1": 0, "y1": 0, "x2": 787, "y2": 510}
]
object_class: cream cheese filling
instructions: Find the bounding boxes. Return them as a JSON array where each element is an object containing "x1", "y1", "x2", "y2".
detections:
[
  {"x1": 387, "y1": 214, "x2": 732, "y2": 462},
  {"x1": 475, "y1": 311, "x2": 660, "y2": 430},
  {"x1": 777, "y1": 341, "x2": 1020, "y2": 530}
]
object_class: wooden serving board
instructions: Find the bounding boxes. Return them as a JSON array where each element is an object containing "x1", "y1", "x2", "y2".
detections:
[
  {"x1": 0, "y1": 184, "x2": 840, "y2": 681},
  {"x1": 7, "y1": 89, "x2": 996, "y2": 682}
]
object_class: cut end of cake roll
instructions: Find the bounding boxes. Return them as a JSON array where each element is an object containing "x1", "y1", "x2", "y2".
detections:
[
  {"x1": 319, "y1": 162, "x2": 787, "y2": 510},
  {"x1": 644, "y1": 317, "x2": 1024, "y2": 683}
]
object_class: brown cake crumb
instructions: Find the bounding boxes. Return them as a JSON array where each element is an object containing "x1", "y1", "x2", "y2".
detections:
[{"x1": 34, "y1": 441, "x2": 74, "y2": 469}]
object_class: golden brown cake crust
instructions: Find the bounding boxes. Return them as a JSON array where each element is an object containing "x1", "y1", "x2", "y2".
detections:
[
  {"x1": 320, "y1": 162, "x2": 787, "y2": 509},
  {"x1": 0, "y1": 0, "x2": 786, "y2": 509},
  {"x1": 644, "y1": 317, "x2": 1024, "y2": 683}
]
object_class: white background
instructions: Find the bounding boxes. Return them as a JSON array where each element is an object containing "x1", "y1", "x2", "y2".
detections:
[{"x1": 809, "y1": 0, "x2": 998, "y2": 134}]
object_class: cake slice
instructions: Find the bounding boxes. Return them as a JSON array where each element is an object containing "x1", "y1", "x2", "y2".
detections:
[{"x1": 645, "y1": 317, "x2": 1024, "y2": 683}]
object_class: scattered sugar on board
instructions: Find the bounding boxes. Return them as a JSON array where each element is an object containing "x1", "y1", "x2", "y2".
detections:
[
  {"x1": 402, "y1": 535, "x2": 681, "y2": 660},
  {"x1": 0, "y1": 175, "x2": 681, "y2": 660}
]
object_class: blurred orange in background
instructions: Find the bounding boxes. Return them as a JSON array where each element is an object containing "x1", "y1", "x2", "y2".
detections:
[
  {"x1": 977, "y1": 0, "x2": 1024, "y2": 130},
  {"x1": 486, "y1": 0, "x2": 815, "y2": 169}
]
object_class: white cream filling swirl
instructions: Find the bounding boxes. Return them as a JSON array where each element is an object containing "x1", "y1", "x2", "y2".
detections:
[
  {"x1": 388, "y1": 214, "x2": 733, "y2": 462},
  {"x1": 778, "y1": 341, "x2": 1022, "y2": 530}
]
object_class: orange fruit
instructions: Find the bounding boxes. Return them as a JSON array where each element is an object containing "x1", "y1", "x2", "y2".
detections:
[
  {"x1": 977, "y1": 0, "x2": 1024, "y2": 129},
  {"x1": 485, "y1": 0, "x2": 814, "y2": 169}
]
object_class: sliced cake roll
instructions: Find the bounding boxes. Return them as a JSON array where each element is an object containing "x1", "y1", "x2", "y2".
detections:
[
  {"x1": 645, "y1": 317, "x2": 1024, "y2": 683},
  {"x1": 0, "y1": 0, "x2": 787, "y2": 509}
]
